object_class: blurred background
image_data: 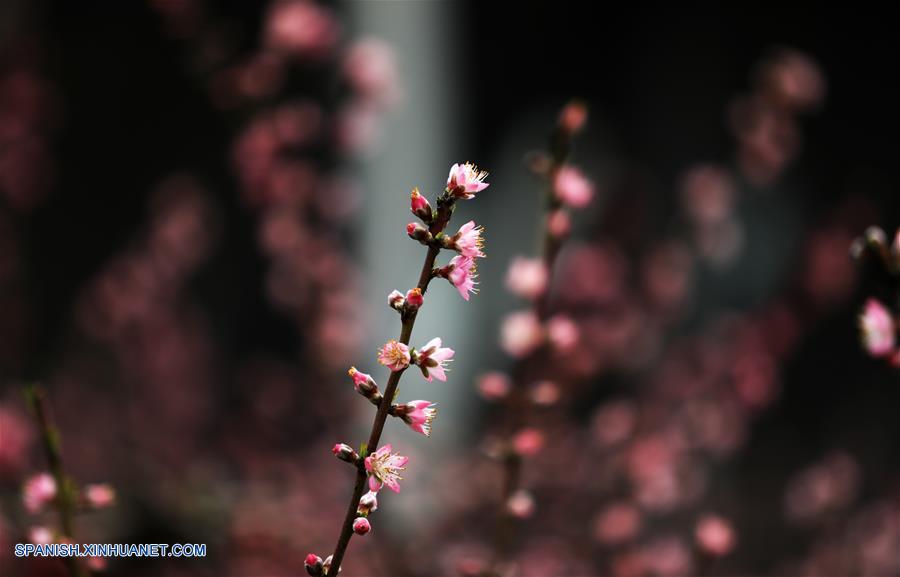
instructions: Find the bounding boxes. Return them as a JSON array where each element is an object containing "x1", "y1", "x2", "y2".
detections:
[{"x1": 2, "y1": 1, "x2": 900, "y2": 576}]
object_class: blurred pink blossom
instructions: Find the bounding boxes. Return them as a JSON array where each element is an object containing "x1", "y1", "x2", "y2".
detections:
[
  {"x1": 553, "y1": 165, "x2": 593, "y2": 208},
  {"x1": 506, "y1": 257, "x2": 549, "y2": 301},
  {"x1": 500, "y1": 311, "x2": 543, "y2": 358}
]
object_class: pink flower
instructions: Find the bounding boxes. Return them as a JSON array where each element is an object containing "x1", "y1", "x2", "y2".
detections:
[
  {"x1": 378, "y1": 340, "x2": 411, "y2": 372},
  {"x1": 554, "y1": 165, "x2": 593, "y2": 208},
  {"x1": 694, "y1": 515, "x2": 736, "y2": 556},
  {"x1": 445, "y1": 255, "x2": 478, "y2": 300},
  {"x1": 505, "y1": 257, "x2": 548, "y2": 300},
  {"x1": 547, "y1": 315, "x2": 579, "y2": 351},
  {"x1": 352, "y1": 517, "x2": 371, "y2": 535},
  {"x1": 512, "y1": 428, "x2": 545, "y2": 456},
  {"x1": 476, "y1": 372, "x2": 511, "y2": 401},
  {"x1": 447, "y1": 162, "x2": 489, "y2": 199},
  {"x1": 23, "y1": 473, "x2": 56, "y2": 513},
  {"x1": 348, "y1": 366, "x2": 379, "y2": 396},
  {"x1": 357, "y1": 490, "x2": 378, "y2": 515},
  {"x1": 28, "y1": 526, "x2": 53, "y2": 545},
  {"x1": 364, "y1": 444, "x2": 408, "y2": 493},
  {"x1": 449, "y1": 221, "x2": 485, "y2": 258},
  {"x1": 265, "y1": 1, "x2": 338, "y2": 59},
  {"x1": 500, "y1": 311, "x2": 544, "y2": 358},
  {"x1": 343, "y1": 38, "x2": 398, "y2": 106},
  {"x1": 859, "y1": 298, "x2": 895, "y2": 357},
  {"x1": 413, "y1": 338, "x2": 455, "y2": 381},
  {"x1": 84, "y1": 484, "x2": 115, "y2": 509},
  {"x1": 396, "y1": 400, "x2": 437, "y2": 436}
]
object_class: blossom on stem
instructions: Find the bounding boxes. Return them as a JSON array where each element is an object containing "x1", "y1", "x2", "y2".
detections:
[
  {"x1": 447, "y1": 162, "x2": 489, "y2": 199},
  {"x1": 305, "y1": 553, "x2": 324, "y2": 576},
  {"x1": 332, "y1": 443, "x2": 359, "y2": 464},
  {"x1": 859, "y1": 298, "x2": 895, "y2": 357},
  {"x1": 547, "y1": 315, "x2": 579, "y2": 352},
  {"x1": 442, "y1": 255, "x2": 478, "y2": 300},
  {"x1": 410, "y1": 188, "x2": 433, "y2": 223},
  {"x1": 348, "y1": 366, "x2": 379, "y2": 398},
  {"x1": 446, "y1": 221, "x2": 485, "y2": 258},
  {"x1": 554, "y1": 165, "x2": 593, "y2": 208},
  {"x1": 407, "y1": 222, "x2": 432, "y2": 243},
  {"x1": 387, "y1": 290, "x2": 405, "y2": 310},
  {"x1": 395, "y1": 400, "x2": 437, "y2": 436},
  {"x1": 357, "y1": 490, "x2": 378, "y2": 515},
  {"x1": 694, "y1": 515, "x2": 736, "y2": 556},
  {"x1": 378, "y1": 340, "x2": 411, "y2": 372},
  {"x1": 352, "y1": 517, "x2": 371, "y2": 535},
  {"x1": 84, "y1": 484, "x2": 115, "y2": 509},
  {"x1": 413, "y1": 338, "x2": 455, "y2": 382},
  {"x1": 23, "y1": 473, "x2": 56, "y2": 513},
  {"x1": 405, "y1": 287, "x2": 424, "y2": 310},
  {"x1": 500, "y1": 311, "x2": 544, "y2": 358},
  {"x1": 506, "y1": 257, "x2": 548, "y2": 300},
  {"x1": 364, "y1": 444, "x2": 408, "y2": 493}
]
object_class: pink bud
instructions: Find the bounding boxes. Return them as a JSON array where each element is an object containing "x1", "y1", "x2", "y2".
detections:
[
  {"x1": 476, "y1": 372, "x2": 511, "y2": 401},
  {"x1": 405, "y1": 287, "x2": 424, "y2": 309},
  {"x1": 407, "y1": 222, "x2": 432, "y2": 243},
  {"x1": 332, "y1": 443, "x2": 359, "y2": 463},
  {"x1": 512, "y1": 428, "x2": 545, "y2": 456},
  {"x1": 554, "y1": 165, "x2": 594, "y2": 208},
  {"x1": 353, "y1": 516, "x2": 371, "y2": 535},
  {"x1": 357, "y1": 490, "x2": 378, "y2": 515},
  {"x1": 506, "y1": 489, "x2": 535, "y2": 518},
  {"x1": 305, "y1": 553, "x2": 324, "y2": 576},
  {"x1": 559, "y1": 100, "x2": 588, "y2": 135},
  {"x1": 23, "y1": 473, "x2": 56, "y2": 513},
  {"x1": 547, "y1": 315, "x2": 579, "y2": 352},
  {"x1": 84, "y1": 484, "x2": 115, "y2": 509},
  {"x1": 500, "y1": 311, "x2": 544, "y2": 358},
  {"x1": 547, "y1": 209, "x2": 571, "y2": 239},
  {"x1": 410, "y1": 188, "x2": 433, "y2": 223},
  {"x1": 531, "y1": 381, "x2": 560, "y2": 406},
  {"x1": 505, "y1": 257, "x2": 548, "y2": 301},
  {"x1": 695, "y1": 515, "x2": 736, "y2": 557}
]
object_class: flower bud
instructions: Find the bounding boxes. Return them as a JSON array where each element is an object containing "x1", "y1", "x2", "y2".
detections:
[
  {"x1": 357, "y1": 490, "x2": 378, "y2": 515},
  {"x1": 387, "y1": 290, "x2": 405, "y2": 311},
  {"x1": 512, "y1": 428, "x2": 545, "y2": 457},
  {"x1": 352, "y1": 517, "x2": 371, "y2": 535},
  {"x1": 405, "y1": 288, "x2": 424, "y2": 311},
  {"x1": 407, "y1": 222, "x2": 433, "y2": 244},
  {"x1": 410, "y1": 188, "x2": 433, "y2": 223},
  {"x1": 305, "y1": 553, "x2": 324, "y2": 576},
  {"x1": 83, "y1": 483, "x2": 116, "y2": 509},
  {"x1": 332, "y1": 443, "x2": 359, "y2": 464},
  {"x1": 348, "y1": 367, "x2": 380, "y2": 399},
  {"x1": 506, "y1": 489, "x2": 535, "y2": 519},
  {"x1": 559, "y1": 100, "x2": 588, "y2": 136},
  {"x1": 322, "y1": 555, "x2": 339, "y2": 575},
  {"x1": 547, "y1": 209, "x2": 571, "y2": 239}
]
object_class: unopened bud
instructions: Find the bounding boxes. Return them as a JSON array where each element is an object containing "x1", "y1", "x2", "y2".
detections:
[
  {"x1": 547, "y1": 209, "x2": 571, "y2": 239},
  {"x1": 322, "y1": 555, "x2": 339, "y2": 575},
  {"x1": 348, "y1": 367, "x2": 379, "y2": 399},
  {"x1": 410, "y1": 188, "x2": 433, "y2": 223},
  {"x1": 332, "y1": 443, "x2": 359, "y2": 464},
  {"x1": 83, "y1": 484, "x2": 116, "y2": 509},
  {"x1": 405, "y1": 288, "x2": 424, "y2": 310},
  {"x1": 357, "y1": 490, "x2": 378, "y2": 516},
  {"x1": 352, "y1": 517, "x2": 371, "y2": 535},
  {"x1": 305, "y1": 553, "x2": 324, "y2": 576},
  {"x1": 407, "y1": 222, "x2": 432, "y2": 244},
  {"x1": 388, "y1": 290, "x2": 405, "y2": 311},
  {"x1": 559, "y1": 100, "x2": 588, "y2": 136},
  {"x1": 512, "y1": 428, "x2": 545, "y2": 457},
  {"x1": 865, "y1": 226, "x2": 887, "y2": 249}
]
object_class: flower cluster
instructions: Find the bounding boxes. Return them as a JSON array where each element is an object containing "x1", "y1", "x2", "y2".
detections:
[
  {"x1": 307, "y1": 163, "x2": 488, "y2": 576},
  {"x1": 851, "y1": 226, "x2": 900, "y2": 366}
]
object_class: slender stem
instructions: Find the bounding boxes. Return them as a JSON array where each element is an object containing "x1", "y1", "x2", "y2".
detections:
[
  {"x1": 489, "y1": 125, "x2": 573, "y2": 573},
  {"x1": 25, "y1": 384, "x2": 88, "y2": 577},
  {"x1": 327, "y1": 244, "x2": 441, "y2": 574}
]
